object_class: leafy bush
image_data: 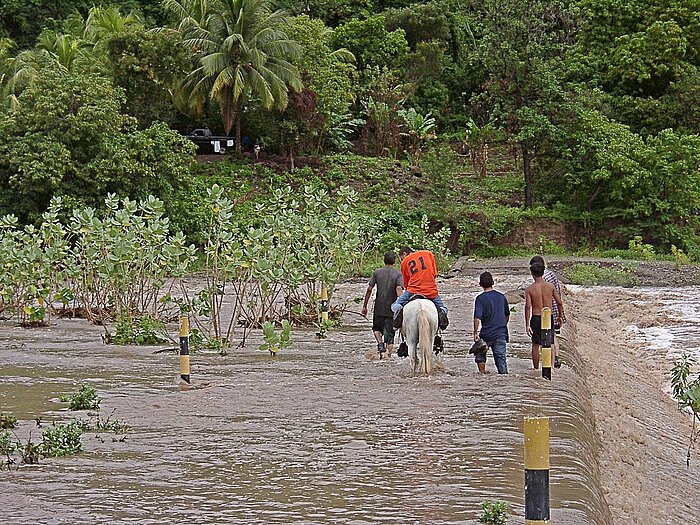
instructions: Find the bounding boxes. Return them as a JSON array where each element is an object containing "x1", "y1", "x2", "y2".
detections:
[
  {"x1": 68, "y1": 194, "x2": 196, "y2": 326},
  {"x1": 60, "y1": 384, "x2": 101, "y2": 411},
  {"x1": 0, "y1": 198, "x2": 71, "y2": 326},
  {"x1": 180, "y1": 183, "x2": 365, "y2": 350},
  {"x1": 671, "y1": 245, "x2": 691, "y2": 270},
  {"x1": 0, "y1": 430, "x2": 17, "y2": 469},
  {"x1": 628, "y1": 236, "x2": 656, "y2": 261},
  {"x1": 479, "y1": 499, "x2": 509, "y2": 525},
  {"x1": 566, "y1": 263, "x2": 638, "y2": 287},
  {"x1": 0, "y1": 413, "x2": 17, "y2": 430},
  {"x1": 112, "y1": 315, "x2": 168, "y2": 345},
  {"x1": 40, "y1": 421, "x2": 83, "y2": 457},
  {"x1": 259, "y1": 320, "x2": 293, "y2": 355}
]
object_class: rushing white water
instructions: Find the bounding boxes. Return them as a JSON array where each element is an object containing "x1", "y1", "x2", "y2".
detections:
[{"x1": 627, "y1": 286, "x2": 700, "y2": 362}]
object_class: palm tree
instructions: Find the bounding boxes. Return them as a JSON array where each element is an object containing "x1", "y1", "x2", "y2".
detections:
[
  {"x1": 36, "y1": 31, "x2": 91, "y2": 71},
  {"x1": 0, "y1": 38, "x2": 19, "y2": 112},
  {"x1": 84, "y1": 6, "x2": 143, "y2": 44},
  {"x1": 164, "y1": 0, "x2": 303, "y2": 153}
]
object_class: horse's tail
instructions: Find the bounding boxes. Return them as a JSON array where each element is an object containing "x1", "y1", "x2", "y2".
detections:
[{"x1": 418, "y1": 307, "x2": 433, "y2": 375}]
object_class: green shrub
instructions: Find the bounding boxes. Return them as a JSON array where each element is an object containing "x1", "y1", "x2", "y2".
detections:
[
  {"x1": 112, "y1": 315, "x2": 168, "y2": 345},
  {"x1": 259, "y1": 320, "x2": 293, "y2": 355},
  {"x1": 479, "y1": 499, "x2": 509, "y2": 525},
  {"x1": 628, "y1": 236, "x2": 656, "y2": 261},
  {"x1": 671, "y1": 245, "x2": 691, "y2": 270},
  {"x1": 0, "y1": 413, "x2": 18, "y2": 430},
  {"x1": 0, "y1": 430, "x2": 16, "y2": 457},
  {"x1": 671, "y1": 353, "x2": 700, "y2": 466},
  {"x1": 60, "y1": 384, "x2": 101, "y2": 411},
  {"x1": 40, "y1": 421, "x2": 83, "y2": 457}
]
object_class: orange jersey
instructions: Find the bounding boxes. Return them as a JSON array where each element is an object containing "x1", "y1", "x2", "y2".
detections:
[{"x1": 401, "y1": 250, "x2": 438, "y2": 298}]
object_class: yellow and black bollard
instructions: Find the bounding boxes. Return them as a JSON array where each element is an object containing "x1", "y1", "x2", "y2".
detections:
[
  {"x1": 320, "y1": 286, "x2": 329, "y2": 322},
  {"x1": 524, "y1": 416, "x2": 550, "y2": 524},
  {"x1": 541, "y1": 307, "x2": 552, "y2": 381},
  {"x1": 179, "y1": 316, "x2": 191, "y2": 384}
]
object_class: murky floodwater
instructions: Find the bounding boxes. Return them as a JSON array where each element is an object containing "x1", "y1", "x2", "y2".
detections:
[{"x1": 0, "y1": 279, "x2": 612, "y2": 524}]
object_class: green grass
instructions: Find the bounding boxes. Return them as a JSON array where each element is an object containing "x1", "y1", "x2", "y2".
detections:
[{"x1": 565, "y1": 263, "x2": 638, "y2": 287}]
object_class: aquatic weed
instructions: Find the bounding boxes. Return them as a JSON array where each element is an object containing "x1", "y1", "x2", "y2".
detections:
[
  {"x1": 60, "y1": 384, "x2": 101, "y2": 411},
  {"x1": 40, "y1": 421, "x2": 83, "y2": 457},
  {"x1": 479, "y1": 499, "x2": 509, "y2": 525},
  {"x1": 0, "y1": 413, "x2": 18, "y2": 429}
]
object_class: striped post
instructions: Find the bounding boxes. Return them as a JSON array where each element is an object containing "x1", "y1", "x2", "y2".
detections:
[
  {"x1": 524, "y1": 416, "x2": 550, "y2": 524},
  {"x1": 320, "y1": 286, "x2": 329, "y2": 322},
  {"x1": 541, "y1": 307, "x2": 552, "y2": 381},
  {"x1": 179, "y1": 316, "x2": 191, "y2": 384}
]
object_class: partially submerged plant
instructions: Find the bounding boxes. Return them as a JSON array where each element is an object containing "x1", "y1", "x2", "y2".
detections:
[
  {"x1": 60, "y1": 384, "x2": 101, "y2": 411},
  {"x1": 671, "y1": 352, "x2": 700, "y2": 466},
  {"x1": 86, "y1": 409, "x2": 131, "y2": 434},
  {"x1": 315, "y1": 318, "x2": 337, "y2": 340},
  {"x1": 259, "y1": 320, "x2": 292, "y2": 356},
  {"x1": 0, "y1": 430, "x2": 16, "y2": 469},
  {"x1": 479, "y1": 499, "x2": 509, "y2": 525},
  {"x1": 40, "y1": 421, "x2": 83, "y2": 457},
  {"x1": 0, "y1": 413, "x2": 18, "y2": 430},
  {"x1": 112, "y1": 314, "x2": 168, "y2": 345}
]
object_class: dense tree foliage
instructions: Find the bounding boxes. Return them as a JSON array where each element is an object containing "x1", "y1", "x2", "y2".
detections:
[
  {"x1": 0, "y1": 67, "x2": 194, "y2": 223},
  {"x1": 0, "y1": 0, "x2": 698, "y2": 255}
]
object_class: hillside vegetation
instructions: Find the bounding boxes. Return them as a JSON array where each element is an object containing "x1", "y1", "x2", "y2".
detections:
[{"x1": 0, "y1": 0, "x2": 698, "y2": 260}]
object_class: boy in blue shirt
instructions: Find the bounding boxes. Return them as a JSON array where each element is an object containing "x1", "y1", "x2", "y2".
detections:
[{"x1": 473, "y1": 271, "x2": 510, "y2": 374}]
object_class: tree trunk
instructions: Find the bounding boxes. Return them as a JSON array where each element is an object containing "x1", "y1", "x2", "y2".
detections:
[
  {"x1": 235, "y1": 109, "x2": 242, "y2": 155},
  {"x1": 522, "y1": 142, "x2": 533, "y2": 208},
  {"x1": 220, "y1": 90, "x2": 234, "y2": 135}
]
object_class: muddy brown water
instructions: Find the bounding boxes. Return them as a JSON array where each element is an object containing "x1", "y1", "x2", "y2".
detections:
[{"x1": 0, "y1": 278, "x2": 612, "y2": 524}]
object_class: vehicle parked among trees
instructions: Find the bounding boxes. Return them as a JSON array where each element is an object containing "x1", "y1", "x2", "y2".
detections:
[{"x1": 185, "y1": 128, "x2": 235, "y2": 154}]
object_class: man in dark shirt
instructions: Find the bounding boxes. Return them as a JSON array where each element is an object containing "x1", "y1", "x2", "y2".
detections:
[
  {"x1": 362, "y1": 252, "x2": 404, "y2": 357},
  {"x1": 473, "y1": 271, "x2": 510, "y2": 374}
]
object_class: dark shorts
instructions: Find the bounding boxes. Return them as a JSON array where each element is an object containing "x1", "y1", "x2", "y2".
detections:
[
  {"x1": 530, "y1": 315, "x2": 542, "y2": 345},
  {"x1": 373, "y1": 313, "x2": 396, "y2": 344}
]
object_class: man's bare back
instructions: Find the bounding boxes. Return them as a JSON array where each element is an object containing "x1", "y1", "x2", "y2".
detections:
[
  {"x1": 526, "y1": 280, "x2": 558, "y2": 316},
  {"x1": 526, "y1": 266, "x2": 564, "y2": 369}
]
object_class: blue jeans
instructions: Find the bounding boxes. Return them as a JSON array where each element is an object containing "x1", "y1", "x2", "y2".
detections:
[
  {"x1": 489, "y1": 338, "x2": 508, "y2": 374},
  {"x1": 391, "y1": 291, "x2": 448, "y2": 316}
]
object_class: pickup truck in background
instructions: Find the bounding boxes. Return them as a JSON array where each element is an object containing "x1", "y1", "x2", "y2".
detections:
[{"x1": 186, "y1": 128, "x2": 234, "y2": 154}]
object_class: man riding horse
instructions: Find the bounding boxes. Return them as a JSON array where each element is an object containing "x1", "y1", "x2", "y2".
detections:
[{"x1": 391, "y1": 246, "x2": 449, "y2": 330}]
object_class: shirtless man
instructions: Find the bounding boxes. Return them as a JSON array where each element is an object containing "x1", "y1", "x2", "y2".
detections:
[{"x1": 525, "y1": 261, "x2": 564, "y2": 369}]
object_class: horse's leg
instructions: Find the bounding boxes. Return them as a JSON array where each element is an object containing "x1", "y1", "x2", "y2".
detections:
[
  {"x1": 416, "y1": 308, "x2": 435, "y2": 375},
  {"x1": 408, "y1": 341, "x2": 417, "y2": 373}
]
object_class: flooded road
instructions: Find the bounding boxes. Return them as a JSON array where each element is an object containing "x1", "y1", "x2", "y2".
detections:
[{"x1": 0, "y1": 278, "x2": 612, "y2": 524}]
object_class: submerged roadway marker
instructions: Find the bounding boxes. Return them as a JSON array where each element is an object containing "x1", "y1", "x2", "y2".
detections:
[
  {"x1": 320, "y1": 286, "x2": 329, "y2": 322},
  {"x1": 179, "y1": 316, "x2": 191, "y2": 384},
  {"x1": 524, "y1": 416, "x2": 550, "y2": 524},
  {"x1": 541, "y1": 307, "x2": 553, "y2": 380}
]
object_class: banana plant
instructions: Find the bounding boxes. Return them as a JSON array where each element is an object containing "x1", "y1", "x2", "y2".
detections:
[{"x1": 398, "y1": 107, "x2": 436, "y2": 166}]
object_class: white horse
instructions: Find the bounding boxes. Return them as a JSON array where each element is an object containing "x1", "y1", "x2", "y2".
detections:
[{"x1": 402, "y1": 299, "x2": 439, "y2": 375}]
